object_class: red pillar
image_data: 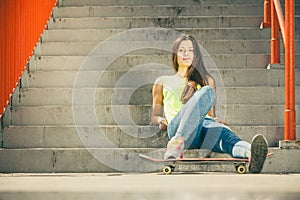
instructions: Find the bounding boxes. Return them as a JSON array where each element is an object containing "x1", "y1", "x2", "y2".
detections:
[
  {"x1": 284, "y1": 0, "x2": 296, "y2": 141},
  {"x1": 270, "y1": 0, "x2": 281, "y2": 64}
]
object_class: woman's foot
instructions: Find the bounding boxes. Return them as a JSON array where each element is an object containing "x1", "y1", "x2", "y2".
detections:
[
  {"x1": 249, "y1": 134, "x2": 268, "y2": 173},
  {"x1": 164, "y1": 136, "x2": 185, "y2": 159}
]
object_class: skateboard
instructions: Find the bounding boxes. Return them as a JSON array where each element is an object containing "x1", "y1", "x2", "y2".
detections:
[{"x1": 139, "y1": 153, "x2": 249, "y2": 174}]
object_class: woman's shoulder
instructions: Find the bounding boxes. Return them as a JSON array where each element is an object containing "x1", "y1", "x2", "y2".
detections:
[
  {"x1": 154, "y1": 76, "x2": 163, "y2": 85},
  {"x1": 154, "y1": 74, "x2": 179, "y2": 85}
]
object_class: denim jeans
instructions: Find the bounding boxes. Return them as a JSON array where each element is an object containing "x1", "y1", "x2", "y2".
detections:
[{"x1": 167, "y1": 86, "x2": 246, "y2": 157}]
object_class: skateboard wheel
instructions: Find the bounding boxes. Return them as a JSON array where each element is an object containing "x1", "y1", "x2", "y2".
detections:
[
  {"x1": 236, "y1": 165, "x2": 247, "y2": 174},
  {"x1": 162, "y1": 166, "x2": 172, "y2": 175}
]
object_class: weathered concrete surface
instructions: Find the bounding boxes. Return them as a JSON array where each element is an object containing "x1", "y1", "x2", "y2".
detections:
[
  {"x1": 1, "y1": 147, "x2": 300, "y2": 173},
  {"x1": 0, "y1": 173, "x2": 299, "y2": 200},
  {"x1": 1, "y1": 0, "x2": 299, "y2": 174}
]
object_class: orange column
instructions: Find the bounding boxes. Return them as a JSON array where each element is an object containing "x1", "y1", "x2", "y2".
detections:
[
  {"x1": 270, "y1": 0, "x2": 280, "y2": 64},
  {"x1": 284, "y1": 0, "x2": 296, "y2": 141},
  {"x1": 0, "y1": 0, "x2": 58, "y2": 118},
  {"x1": 0, "y1": 1, "x2": 4, "y2": 114},
  {"x1": 261, "y1": 0, "x2": 271, "y2": 28},
  {"x1": 1, "y1": 1, "x2": 10, "y2": 115}
]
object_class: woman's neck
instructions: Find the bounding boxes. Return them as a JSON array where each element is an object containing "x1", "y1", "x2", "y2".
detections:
[{"x1": 177, "y1": 66, "x2": 188, "y2": 78}]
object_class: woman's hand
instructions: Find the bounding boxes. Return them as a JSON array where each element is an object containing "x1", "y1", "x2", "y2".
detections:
[
  {"x1": 213, "y1": 117, "x2": 227, "y2": 125},
  {"x1": 158, "y1": 119, "x2": 168, "y2": 131}
]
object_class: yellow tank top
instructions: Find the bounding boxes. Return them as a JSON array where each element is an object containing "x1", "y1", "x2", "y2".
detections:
[
  {"x1": 162, "y1": 74, "x2": 208, "y2": 122},
  {"x1": 162, "y1": 74, "x2": 186, "y2": 122}
]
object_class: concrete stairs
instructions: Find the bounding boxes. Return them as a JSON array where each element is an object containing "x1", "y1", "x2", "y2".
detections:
[{"x1": 0, "y1": 0, "x2": 299, "y2": 173}]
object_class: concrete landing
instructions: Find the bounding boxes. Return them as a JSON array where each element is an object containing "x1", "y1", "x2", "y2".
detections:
[{"x1": 0, "y1": 173, "x2": 299, "y2": 200}]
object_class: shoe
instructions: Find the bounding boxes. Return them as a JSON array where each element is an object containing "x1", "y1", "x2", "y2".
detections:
[
  {"x1": 164, "y1": 136, "x2": 185, "y2": 159},
  {"x1": 249, "y1": 134, "x2": 268, "y2": 173}
]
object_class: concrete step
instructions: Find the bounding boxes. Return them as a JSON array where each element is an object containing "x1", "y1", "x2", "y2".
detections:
[
  {"x1": 21, "y1": 69, "x2": 300, "y2": 88},
  {"x1": 30, "y1": 54, "x2": 300, "y2": 71},
  {"x1": 35, "y1": 40, "x2": 300, "y2": 56},
  {"x1": 7, "y1": 105, "x2": 300, "y2": 126},
  {"x1": 36, "y1": 40, "x2": 270, "y2": 56},
  {"x1": 53, "y1": 5, "x2": 264, "y2": 18},
  {"x1": 47, "y1": 16, "x2": 265, "y2": 29},
  {"x1": 3, "y1": 125, "x2": 300, "y2": 148},
  {"x1": 0, "y1": 147, "x2": 299, "y2": 173},
  {"x1": 42, "y1": 28, "x2": 273, "y2": 42},
  {"x1": 11, "y1": 87, "x2": 300, "y2": 106},
  {"x1": 2, "y1": 125, "x2": 168, "y2": 149},
  {"x1": 54, "y1": 5, "x2": 300, "y2": 18},
  {"x1": 58, "y1": 0, "x2": 265, "y2": 7}
]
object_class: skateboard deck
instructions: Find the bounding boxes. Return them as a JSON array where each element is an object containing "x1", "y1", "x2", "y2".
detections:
[{"x1": 139, "y1": 153, "x2": 249, "y2": 174}]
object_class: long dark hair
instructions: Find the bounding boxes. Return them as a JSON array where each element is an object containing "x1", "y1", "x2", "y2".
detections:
[
  {"x1": 172, "y1": 35, "x2": 212, "y2": 103},
  {"x1": 172, "y1": 35, "x2": 210, "y2": 86}
]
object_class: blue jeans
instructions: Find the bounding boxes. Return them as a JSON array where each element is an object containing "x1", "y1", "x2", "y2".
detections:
[{"x1": 167, "y1": 86, "x2": 242, "y2": 156}]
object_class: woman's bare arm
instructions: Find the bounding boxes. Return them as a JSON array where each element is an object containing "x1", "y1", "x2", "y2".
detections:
[{"x1": 151, "y1": 77, "x2": 168, "y2": 130}]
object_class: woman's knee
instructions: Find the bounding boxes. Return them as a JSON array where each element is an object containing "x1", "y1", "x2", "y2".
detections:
[
  {"x1": 194, "y1": 86, "x2": 216, "y2": 105},
  {"x1": 202, "y1": 86, "x2": 215, "y2": 98}
]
